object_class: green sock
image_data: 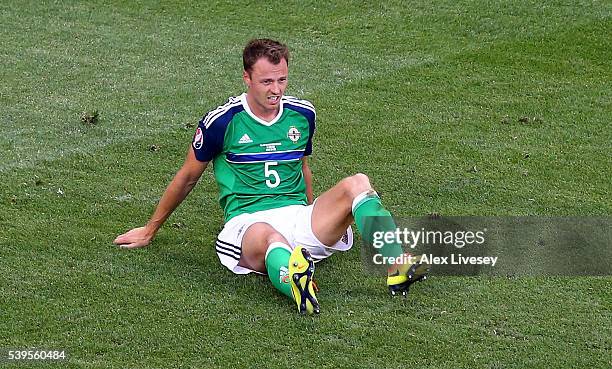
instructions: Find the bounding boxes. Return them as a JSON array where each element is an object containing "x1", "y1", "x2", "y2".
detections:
[
  {"x1": 352, "y1": 192, "x2": 404, "y2": 263},
  {"x1": 265, "y1": 242, "x2": 293, "y2": 299}
]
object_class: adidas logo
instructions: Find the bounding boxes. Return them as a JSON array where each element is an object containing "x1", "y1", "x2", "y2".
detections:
[{"x1": 238, "y1": 134, "x2": 253, "y2": 144}]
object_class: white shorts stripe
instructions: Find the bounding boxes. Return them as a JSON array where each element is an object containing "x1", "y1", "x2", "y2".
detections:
[
  {"x1": 216, "y1": 245, "x2": 241, "y2": 260},
  {"x1": 216, "y1": 238, "x2": 240, "y2": 252}
]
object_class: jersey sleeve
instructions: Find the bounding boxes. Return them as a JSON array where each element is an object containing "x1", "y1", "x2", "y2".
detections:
[
  {"x1": 304, "y1": 112, "x2": 316, "y2": 156},
  {"x1": 192, "y1": 114, "x2": 225, "y2": 162},
  {"x1": 192, "y1": 96, "x2": 244, "y2": 162}
]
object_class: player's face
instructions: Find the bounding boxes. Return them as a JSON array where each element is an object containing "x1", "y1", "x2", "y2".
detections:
[{"x1": 243, "y1": 57, "x2": 288, "y2": 120}]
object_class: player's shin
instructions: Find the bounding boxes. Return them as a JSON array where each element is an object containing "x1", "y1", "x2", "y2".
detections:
[
  {"x1": 351, "y1": 191, "x2": 430, "y2": 295},
  {"x1": 264, "y1": 242, "x2": 293, "y2": 298},
  {"x1": 352, "y1": 191, "x2": 404, "y2": 264}
]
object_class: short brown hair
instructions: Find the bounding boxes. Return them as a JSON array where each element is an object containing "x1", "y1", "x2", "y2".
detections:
[{"x1": 243, "y1": 39, "x2": 289, "y2": 73}]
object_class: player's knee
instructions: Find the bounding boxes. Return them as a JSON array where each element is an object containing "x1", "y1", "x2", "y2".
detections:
[
  {"x1": 353, "y1": 173, "x2": 371, "y2": 186},
  {"x1": 265, "y1": 231, "x2": 288, "y2": 246},
  {"x1": 244, "y1": 223, "x2": 285, "y2": 253},
  {"x1": 344, "y1": 173, "x2": 372, "y2": 194},
  {"x1": 350, "y1": 173, "x2": 372, "y2": 192}
]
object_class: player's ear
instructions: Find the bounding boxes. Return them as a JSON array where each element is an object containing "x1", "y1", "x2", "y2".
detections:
[{"x1": 243, "y1": 70, "x2": 251, "y2": 88}]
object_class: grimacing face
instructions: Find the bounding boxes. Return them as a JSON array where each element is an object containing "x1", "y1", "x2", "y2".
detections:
[{"x1": 243, "y1": 57, "x2": 288, "y2": 120}]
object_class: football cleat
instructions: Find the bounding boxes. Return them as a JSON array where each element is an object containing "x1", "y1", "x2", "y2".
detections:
[
  {"x1": 387, "y1": 254, "x2": 430, "y2": 297},
  {"x1": 288, "y1": 246, "x2": 320, "y2": 314}
]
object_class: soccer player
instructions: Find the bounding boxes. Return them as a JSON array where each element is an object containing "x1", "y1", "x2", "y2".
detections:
[{"x1": 114, "y1": 39, "x2": 428, "y2": 314}]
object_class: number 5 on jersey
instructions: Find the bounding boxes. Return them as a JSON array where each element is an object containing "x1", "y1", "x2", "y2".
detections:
[{"x1": 265, "y1": 161, "x2": 280, "y2": 188}]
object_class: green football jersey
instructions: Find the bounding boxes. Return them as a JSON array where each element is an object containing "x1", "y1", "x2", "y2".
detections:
[{"x1": 192, "y1": 93, "x2": 316, "y2": 221}]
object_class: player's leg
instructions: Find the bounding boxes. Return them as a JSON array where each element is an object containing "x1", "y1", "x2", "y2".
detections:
[
  {"x1": 239, "y1": 222, "x2": 289, "y2": 273},
  {"x1": 311, "y1": 173, "x2": 401, "y2": 259},
  {"x1": 311, "y1": 173, "x2": 429, "y2": 295},
  {"x1": 240, "y1": 222, "x2": 319, "y2": 313}
]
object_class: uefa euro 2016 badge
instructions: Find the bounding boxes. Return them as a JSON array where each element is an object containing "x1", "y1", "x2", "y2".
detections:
[
  {"x1": 287, "y1": 126, "x2": 301, "y2": 142},
  {"x1": 193, "y1": 127, "x2": 204, "y2": 149}
]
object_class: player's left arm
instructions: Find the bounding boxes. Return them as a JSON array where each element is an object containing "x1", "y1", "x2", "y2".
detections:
[{"x1": 301, "y1": 157, "x2": 313, "y2": 204}]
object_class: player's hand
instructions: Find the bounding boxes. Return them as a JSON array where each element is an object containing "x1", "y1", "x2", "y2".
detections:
[{"x1": 113, "y1": 226, "x2": 154, "y2": 249}]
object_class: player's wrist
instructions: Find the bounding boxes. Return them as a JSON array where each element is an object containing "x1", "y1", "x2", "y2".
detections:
[{"x1": 143, "y1": 223, "x2": 160, "y2": 240}]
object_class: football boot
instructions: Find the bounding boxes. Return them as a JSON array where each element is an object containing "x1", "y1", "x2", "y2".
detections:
[
  {"x1": 289, "y1": 246, "x2": 320, "y2": 314},
  {"x1": 387, "y1": 254, "x2": 430, "y2": 297}
]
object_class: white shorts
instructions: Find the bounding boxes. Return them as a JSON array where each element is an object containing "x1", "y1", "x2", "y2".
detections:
[{"x1": 215, "y1": 203, "x2": 353, "y2": 274}]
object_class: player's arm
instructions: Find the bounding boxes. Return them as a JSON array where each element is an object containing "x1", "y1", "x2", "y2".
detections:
[
  {"x1": 114, "y1": 146, "x2": 208, "y2": 249},
  {"x1": 302, "y1": 157, "x2": 313, "y2": 204}
]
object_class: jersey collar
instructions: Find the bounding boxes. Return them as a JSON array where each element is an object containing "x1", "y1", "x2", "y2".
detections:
[{"x1": 240, "y1": 93, "x2": 283, "y2": 126}]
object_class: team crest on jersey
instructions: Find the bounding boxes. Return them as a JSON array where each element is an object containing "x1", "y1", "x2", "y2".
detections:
[
  {"x1": 287, "y1": 126, "x2": 301, "y2": 142},
  {"x1": 193, "y1": 127, "x2": 204, "y2": 149}
]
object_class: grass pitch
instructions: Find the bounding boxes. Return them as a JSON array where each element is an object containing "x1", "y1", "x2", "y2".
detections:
[{"x1": 1, "y1": 1, "x2": 610, "y2": 368}]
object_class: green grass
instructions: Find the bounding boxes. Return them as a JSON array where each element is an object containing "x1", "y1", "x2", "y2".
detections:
[{"x1": 1, "y1": 1, "x2": 610, "y2": 368}]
